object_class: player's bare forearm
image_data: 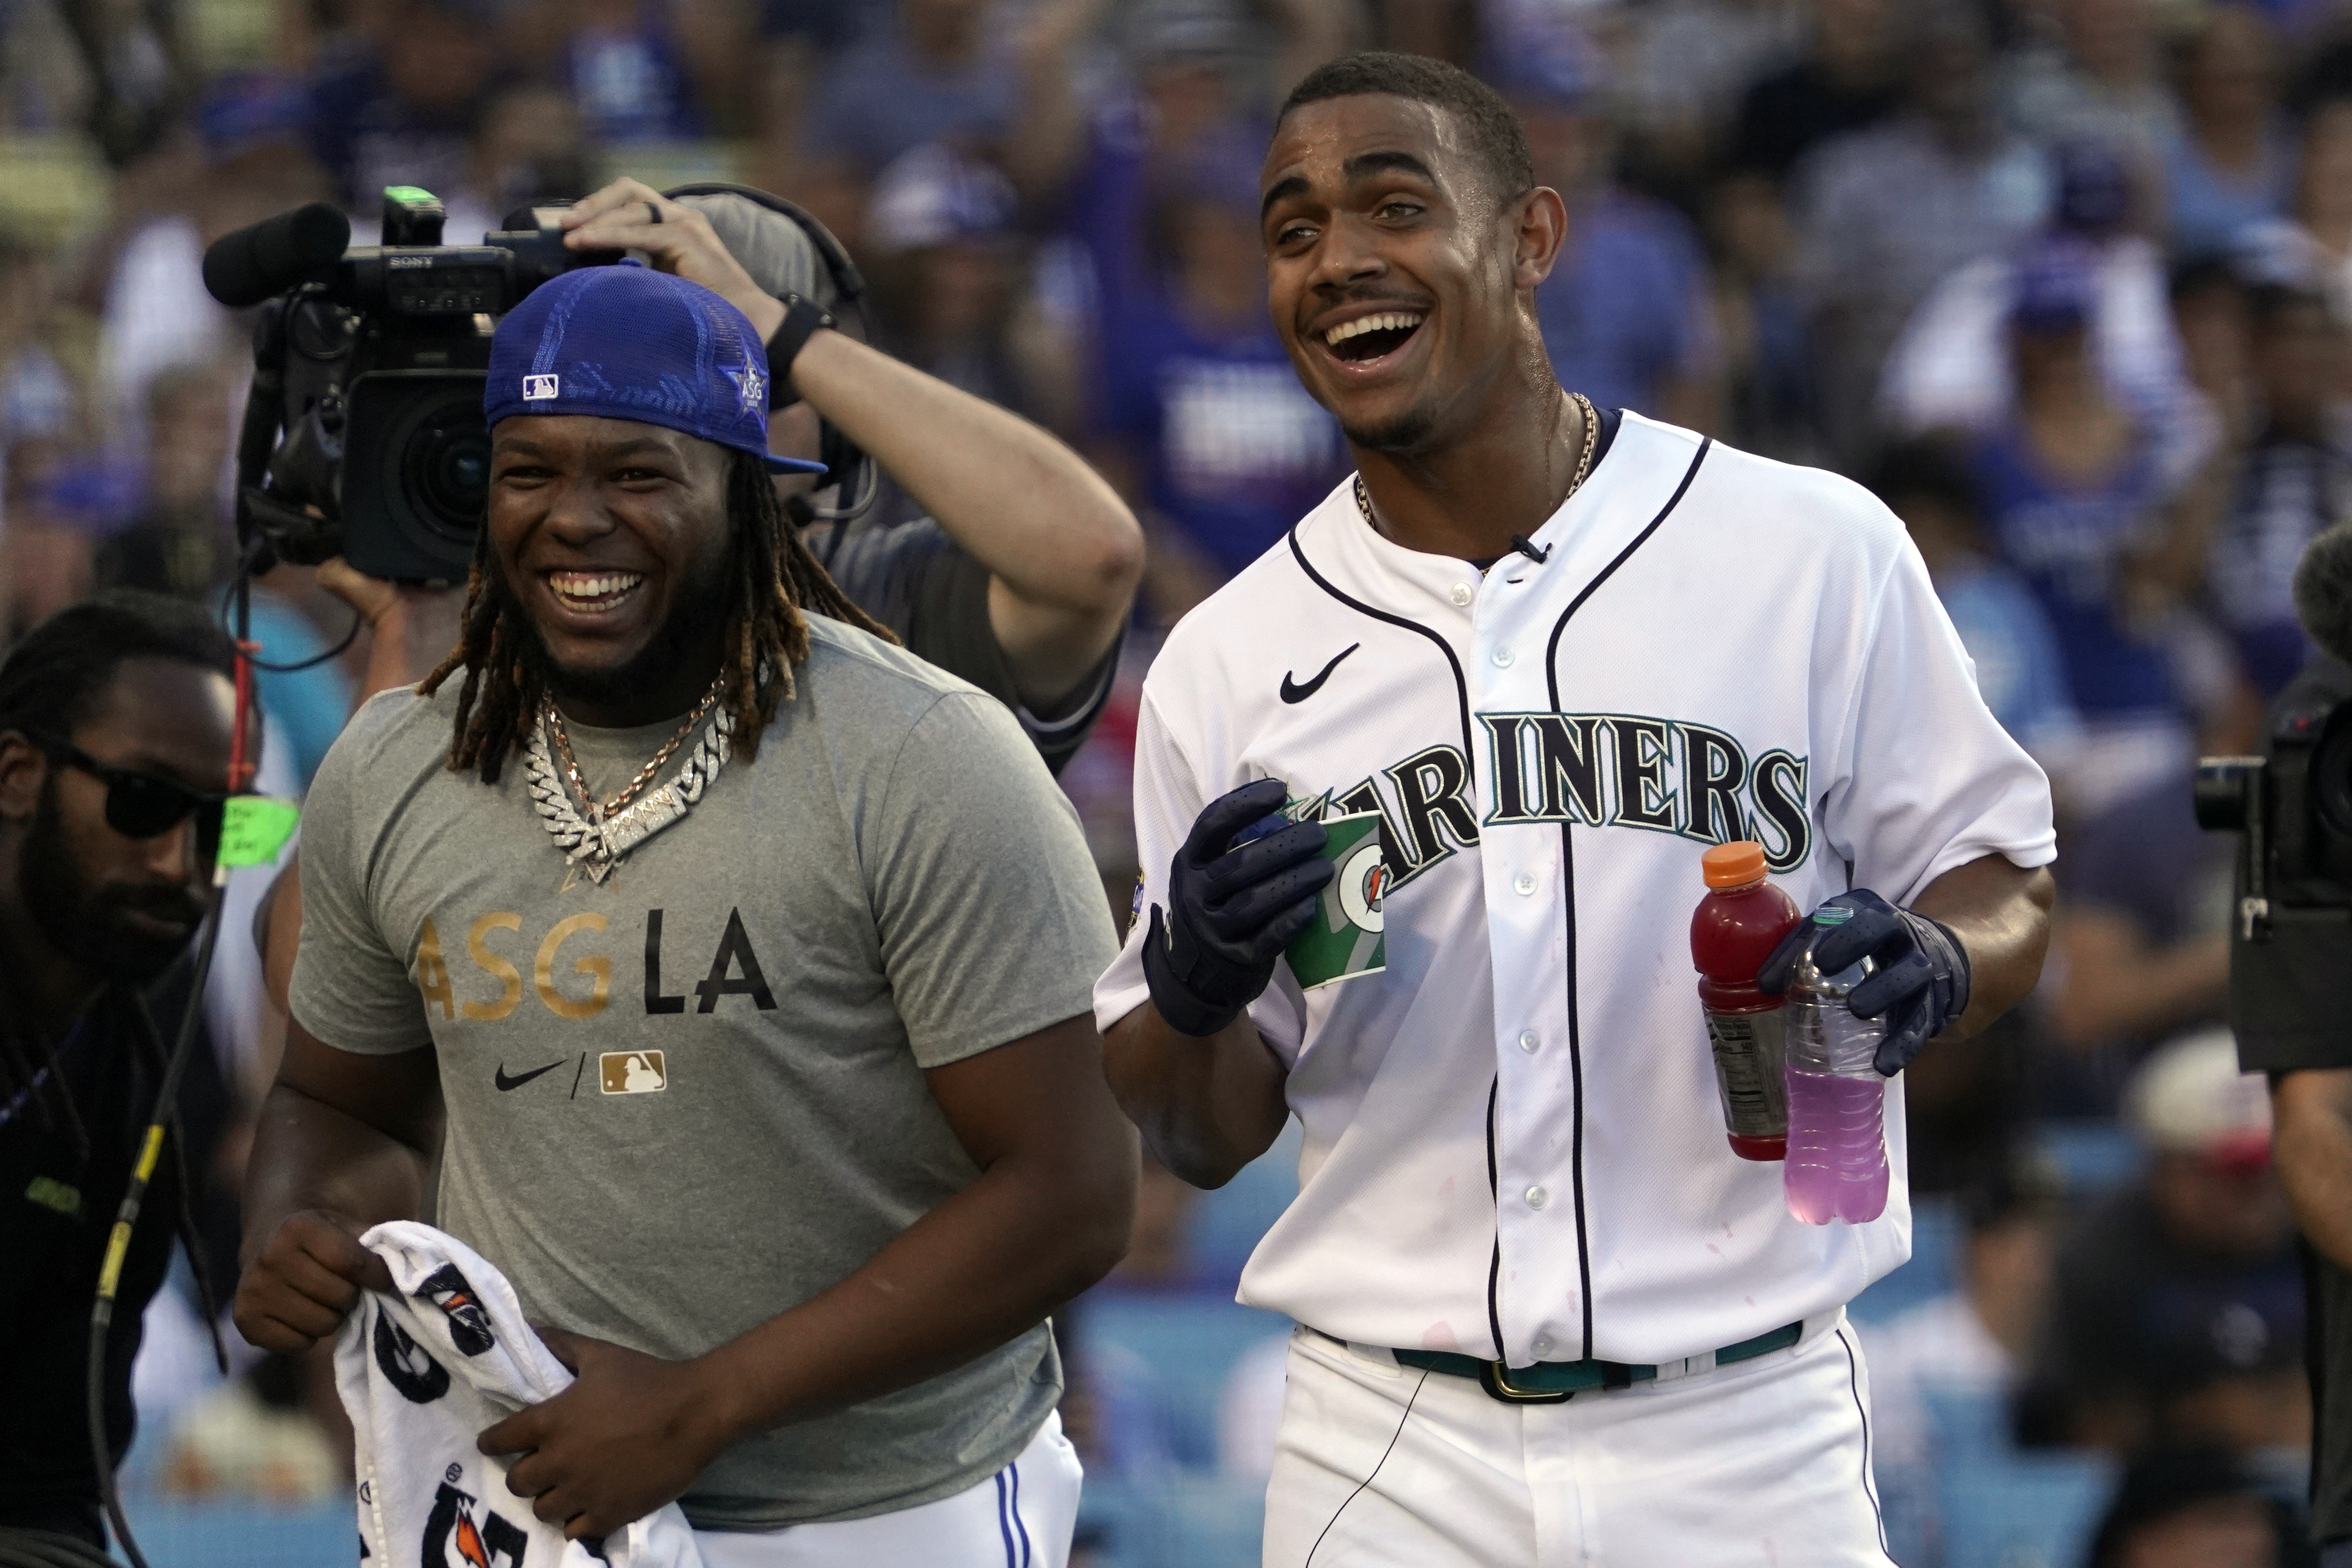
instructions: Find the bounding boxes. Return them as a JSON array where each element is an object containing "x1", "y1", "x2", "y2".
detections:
[
  {"x1": 790, "y1": 331, "x2": 1143, "y2": 707},
  {"x1": 1908, "y1": 853, "x2": 2055, "y2": 1042},
  {"x1": 2272, "y1": 1070, "x2": 2352, "y2": 1271},
  {"x1": 240, "y1": 1020, "x2": 442, "y2": 1255},
  {"x1": 683, "y1": 1015, "x2": 1135, "y2": 1441},
  {"x1": 1101, "y1": 1002, "x2": 1291, "y2": 1189},
  {"x1": 235, "y1": 1021, "x2": 440, "y2": 1352}
]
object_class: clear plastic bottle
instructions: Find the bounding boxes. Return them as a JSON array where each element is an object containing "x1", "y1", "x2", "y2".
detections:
[
  {"x1": 1781, "y1": 909, "x2": 1889, "y2": 1225},
  {"x1": 1689, "y1": 841, "x2": 1799, "y2": 1161}
]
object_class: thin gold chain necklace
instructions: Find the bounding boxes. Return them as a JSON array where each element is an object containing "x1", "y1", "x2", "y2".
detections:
[
  {"x1": 1352, "y1": 390, "x2": 1601, "y2": 540},
  {"x1": 543, "y1": 675, "x2": 723, "y2": 825}
]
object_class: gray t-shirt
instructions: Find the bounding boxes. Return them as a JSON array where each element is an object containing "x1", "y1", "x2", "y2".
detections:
[{"x1": 290, "y1": 617, "x2": 1118, "y2": 1529}]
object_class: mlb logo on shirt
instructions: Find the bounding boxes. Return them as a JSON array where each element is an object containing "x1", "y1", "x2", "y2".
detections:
[
  {"x1": 522, "y1": 374, "x2": 559, "y2": 402},
  {"x1": 600, "y1": 1050, "x2": 667, "y2": 1095}
]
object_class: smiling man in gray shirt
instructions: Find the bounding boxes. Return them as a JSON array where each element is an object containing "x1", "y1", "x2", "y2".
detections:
[{"x1": 232, "y1": 259, "x2": 1134, "y2": 1565}]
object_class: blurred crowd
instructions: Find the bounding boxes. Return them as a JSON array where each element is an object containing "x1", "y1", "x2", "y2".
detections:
[{"x1": 3, "y1": 0, "x2": 2347, "y2": 1562}]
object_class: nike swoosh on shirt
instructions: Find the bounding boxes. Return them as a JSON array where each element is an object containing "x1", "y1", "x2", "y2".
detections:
[
  {"x1": 1280, "y1": 643, "x2": 1361, "y2": 704},
  {"x1": 494, "y1": 1060, "x2": 566, "y2": 1092}
]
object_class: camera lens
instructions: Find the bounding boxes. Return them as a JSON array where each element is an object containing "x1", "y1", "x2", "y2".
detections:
[
  {"x1": 340, "y1": 369, "x2": 487, "y2": 582},
  {"x1": 399, "y1": 391, "x2": 491, "y2": 542},
  {"x1": 416, "y1": 418, "x2": 490, "y2": 524}
]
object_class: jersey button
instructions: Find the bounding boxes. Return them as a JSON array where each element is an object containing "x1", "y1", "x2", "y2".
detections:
[
  {"x1": 1492, "y1": 646, "x2": 1515, "y2": 667},
  {"x1": 1525, "y1": 1185, "x2": 1549, "y2": 1210},
  {"x1": 1518, "y1": 1029, "x2": 1539, "y2": 1053},
  {"x1": 1532, "y1": 1335, "x2": 1554, "y2": 1357},
  {"x1": 1514, "y1": 872, "x2": 1537, "y2": 895},
  {"x1": 1450, "y1": 582, "x2": 1474, "y2": 606}
]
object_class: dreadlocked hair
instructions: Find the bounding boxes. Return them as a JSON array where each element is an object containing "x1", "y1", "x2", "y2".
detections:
[{"x1": 420, "y1": 448, "x2": 897, "y2": 782}]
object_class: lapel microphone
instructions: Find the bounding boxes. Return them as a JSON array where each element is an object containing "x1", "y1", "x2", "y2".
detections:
[{"x1": 1511, "y1": 534, "x2": 1551, "y2": 564}]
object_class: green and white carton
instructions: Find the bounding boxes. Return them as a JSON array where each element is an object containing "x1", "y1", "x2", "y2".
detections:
[{"x1": 1286, "y1": 809, "x2": 1388, "y2": 990}]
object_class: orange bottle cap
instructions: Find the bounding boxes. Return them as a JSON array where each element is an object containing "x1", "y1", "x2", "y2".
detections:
[{"x1": 1702, "y1": 841, "x2": 1767, "y2": 888}]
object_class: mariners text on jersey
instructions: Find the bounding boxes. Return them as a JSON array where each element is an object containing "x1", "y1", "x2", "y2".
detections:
[{"x1": 1095, "y1": 413, "x2": 2056, "y2": 1371}]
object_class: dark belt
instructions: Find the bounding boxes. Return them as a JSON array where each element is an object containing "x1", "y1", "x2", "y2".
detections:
[{"x1": 1385, "y1": 1320, "x2": 1805, "y2": 1404}]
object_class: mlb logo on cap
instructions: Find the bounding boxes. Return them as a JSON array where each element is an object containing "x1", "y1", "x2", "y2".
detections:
[{"x1": 484, "y1": 261, "x2": 827, "y2": 476}]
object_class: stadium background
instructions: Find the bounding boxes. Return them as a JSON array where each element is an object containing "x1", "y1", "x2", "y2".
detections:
[{"x1": 0, "y1": 0, "x2": 2333, "y2": 1561}]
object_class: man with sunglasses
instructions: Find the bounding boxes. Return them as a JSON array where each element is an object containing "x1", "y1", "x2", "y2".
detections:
[{"x1": 0, "y1": 590, "x2": 251, "y2": 1549}]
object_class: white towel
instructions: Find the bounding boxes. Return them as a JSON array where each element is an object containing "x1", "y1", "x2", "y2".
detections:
[{"x1": 334, "y1": 1220, "x2": 706, "y2": 1568}]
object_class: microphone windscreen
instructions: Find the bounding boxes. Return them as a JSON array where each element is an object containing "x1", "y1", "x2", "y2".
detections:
[
  {"x1": 202, "y1": 203, "x2": 351, "y2": 307},
  {"x1": 2295, "y1": 521, "x2": 2352, "y2": 666}
]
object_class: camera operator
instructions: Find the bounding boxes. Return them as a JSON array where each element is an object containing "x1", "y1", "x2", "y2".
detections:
[
  {"x1": 311, "y1": 177, "x2": 1142, "y2": 773},
  {"x1": 2231, "y1": 520, "x2": 2352, "y2": 1564},
  {"x1": 0, "y1": 592, "x2": 249, "y2": 1551},
  {"x1": 571, "y1": 177, "x2": 1144, "y2": 771}
]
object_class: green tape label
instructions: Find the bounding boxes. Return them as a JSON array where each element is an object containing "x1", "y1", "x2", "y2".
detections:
[{"x1": 217, "y1": 797, "x2": 300, "y2": 868}]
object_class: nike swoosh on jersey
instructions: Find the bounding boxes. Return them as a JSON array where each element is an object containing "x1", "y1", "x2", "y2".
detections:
[
  {"x1": 493, "y1": 1059, "x2": 565, "y2": 1091},
  {"x1": 1280, "y1": 643, "x2": 1362, "y2": 704}
]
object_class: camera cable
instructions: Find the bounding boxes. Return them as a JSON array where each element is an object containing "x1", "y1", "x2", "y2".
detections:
[
  {"x1": 212, "y1": 551, "x2": 365, "y2": 674},
  {"x1": 78, "y1": 570, "x2": 264, "y2": 1567}
]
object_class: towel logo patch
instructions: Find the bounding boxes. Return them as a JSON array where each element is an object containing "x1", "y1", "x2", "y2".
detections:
[
  {"x1": 423, "y1": 1480, "x2": 528, "y2": 1568},
  {"x1": 600, "y1": 1050, "x2": 667, "y2": 1095},
  {"x1": 372, "y1": 1301, "x2": 450, "y2": 1405},
  {"x1": 522, "y1": 373, "x2": 559, "y2": 401},
  {"x1": 416, "y1": 1264, "x2": 495, "y2": 1356}
]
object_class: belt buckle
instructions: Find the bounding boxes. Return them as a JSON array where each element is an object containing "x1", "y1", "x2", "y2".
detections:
[{"x1": 1478, "y1": 1359, "x2": 1571, "y2": 1404}]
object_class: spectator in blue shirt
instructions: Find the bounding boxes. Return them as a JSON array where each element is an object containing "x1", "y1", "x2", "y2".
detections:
[
  {"x1": 1089, "y1": 154, "x2": 1345, "y2": 624},
  {"x1": 308, "y1": 0, "x2": 505, "y2": 217},
  {"x1": 2165, "y1": 5, "x2": 2296, "y2": 262},
  {"x1": 797, "y1": 0, "x2": 1018, "y2": 178},
  {"x1": 1501, "y1": 47, "x2": 1720, "y2": 427},
  {"x1": 2208, "y1": 284, "x2": 2351, "y2": 697},
  {"x1": 561, "y1": 0, "x2": 705, "y2": 145},
  {"x1": 1868, "y1": 438, "x2": 2085, "y2": 775},
  {"x1": 1967, "y1": 247, "x2": 2191, "y2": 813}
]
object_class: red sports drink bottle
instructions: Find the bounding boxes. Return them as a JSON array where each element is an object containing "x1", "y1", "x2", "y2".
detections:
[{"x1": 1690, "y1": 841, "x2": 1801, "y2": 1161}]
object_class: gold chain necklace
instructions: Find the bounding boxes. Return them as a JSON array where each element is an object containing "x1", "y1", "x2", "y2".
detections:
[
  {"x1": 1352, "y1": 390, "x2": 1601, "y2": 540},
  {"x1": 543, "y1": 676, "x2": 723, "y2": 825}
]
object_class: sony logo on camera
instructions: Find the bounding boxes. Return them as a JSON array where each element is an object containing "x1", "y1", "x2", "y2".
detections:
[{"x1": 202, "y1": 184, "x2": 620, "y2": 584}]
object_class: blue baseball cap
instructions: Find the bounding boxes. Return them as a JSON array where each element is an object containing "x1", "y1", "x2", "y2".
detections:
[{"x1": 485, "y1": 259, "x2": 827, "y2": 475}]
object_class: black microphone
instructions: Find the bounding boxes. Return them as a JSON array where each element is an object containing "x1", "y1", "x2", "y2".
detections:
[
  {"x1": 2295, "y1": 521, "x2": 2352, "y2": 666},
  {"x1": 202, "y1": 203, "x2": 351, "y2": 307},
  {"x1": 1510, "y1": 534, "x2": 1551, "y2": 564}
]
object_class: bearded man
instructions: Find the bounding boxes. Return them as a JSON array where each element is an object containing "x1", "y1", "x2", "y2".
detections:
[{"x1": 0, "y1": 590, "x2": 248, "y2": 1546}]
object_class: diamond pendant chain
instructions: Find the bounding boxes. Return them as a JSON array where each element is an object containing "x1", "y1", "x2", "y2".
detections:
[
  {"x1": 524, "y1": 692, "x2": 734, "y2": 886},
  {"x1": 544, "y1": 676, "x2": 723, "y2": 825}
]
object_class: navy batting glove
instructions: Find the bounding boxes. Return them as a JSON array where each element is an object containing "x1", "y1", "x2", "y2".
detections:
[
  {"x1": 1143, "y1": 778, "x2": 1335, "y2": 1038},
  {"x1": 1756, "y1": 889, "x2": 1971, "y2": 1077}
]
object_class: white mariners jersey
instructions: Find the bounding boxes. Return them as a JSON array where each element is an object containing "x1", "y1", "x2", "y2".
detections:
[{"x1": 1095, "y1": 412, "x2": 2056, "y2": 1369}]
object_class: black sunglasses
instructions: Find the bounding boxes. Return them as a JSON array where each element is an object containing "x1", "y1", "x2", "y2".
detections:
[{"x1": 43, "y1": 741, "x2": 233, "y2": 854}]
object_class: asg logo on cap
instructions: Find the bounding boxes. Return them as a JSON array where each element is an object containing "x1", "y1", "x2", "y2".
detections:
[{"x1": 522, "y1": 374, "x2": 559, "y2": 401}]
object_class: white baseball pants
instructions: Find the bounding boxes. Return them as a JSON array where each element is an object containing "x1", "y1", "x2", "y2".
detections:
[
  {"x1": 1263, "y1": 1315, "x2": 1895, "y2": 1567},
  {"x1": 691, "y1": 1413, "x2": 1080, "y2": 1568}
]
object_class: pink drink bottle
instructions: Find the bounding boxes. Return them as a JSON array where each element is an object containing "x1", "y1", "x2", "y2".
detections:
[
  {"x1": 1781, "y1": 908, "x2": 1889, "y2": 1224},
  {"x1": 1690, "y1": 841, "x2": 1799, "y2": 1161}
]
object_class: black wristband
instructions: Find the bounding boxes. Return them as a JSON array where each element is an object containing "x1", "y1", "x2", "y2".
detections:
[
  {"x1": 763, "y1": 292, "x2": 835, "y2": 409},
  {"x1": 1141, "y1": 905, "x2": 1244, "y2": 1038}
]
